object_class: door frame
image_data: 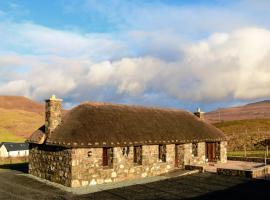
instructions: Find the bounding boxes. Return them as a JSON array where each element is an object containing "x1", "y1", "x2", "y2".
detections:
[{"x1": 206, "y1": 142, "x2": 217, "y2": 162}]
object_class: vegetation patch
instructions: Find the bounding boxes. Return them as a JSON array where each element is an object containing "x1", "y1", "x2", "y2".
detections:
[
  {"x1": 0, "y1": 128, "x2": 25, "y2": 143},
  {"x1": 0, "y1": 108, "x2": 43, "y2": 141},
  {"x1": 213, "y1": 119, "x2": 270, "y2": 151},
  {"x1": 228, "y1": 150, "x2": 270, "y2": 158}
]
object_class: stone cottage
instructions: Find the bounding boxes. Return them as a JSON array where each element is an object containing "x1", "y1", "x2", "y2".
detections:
[{"x1": 27, "y1": 95, "x2": 227, "y2": 187}]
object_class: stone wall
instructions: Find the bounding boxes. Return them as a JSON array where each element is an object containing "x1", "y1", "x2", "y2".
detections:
[
  {"x1": 0, "y1": 156, "x2": 28, "y2": 165},
  {"x1": 217, "y1": 165, "x2": 270, "y2": 179},
  {"x1": 45, "y1": 97, "x2": 62, "y2": 136},
  {"x1": 29, "y1": 144, "x2": 72, "y2": 186},
  {"x1": 183, "y1": 142, "x2": 206, "y2": 165},
  {"x1": 220, "y1": 141, "x2": 227, "y2": 163},
  {"x1": 29, "y1": 141, "x2": 227, "y2": 187},
  {"x1": 71, "y1": 144, "x2": 175, "y2": 187}
]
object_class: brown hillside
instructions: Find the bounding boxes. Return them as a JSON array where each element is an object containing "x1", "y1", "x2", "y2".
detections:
[
  {"x1": 0, "y1": 96, "x2": 44, "y2": 114},
  {"x1": 205, "y1": 100, "x2": 270, "y2": 123},
  {"x1": 213, "y1": 119, "x2": 270, "y2": 151},
  {"x1": 0, "y1": 96, "x2": 45, "y2": 141},
  {"x1": 0, "y1": 96, "x2": 70, "y2": 141}
]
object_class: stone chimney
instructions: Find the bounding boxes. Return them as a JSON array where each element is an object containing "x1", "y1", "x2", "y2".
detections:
[
  {"x1": 45, "y1": 95, "x2": 62, "y2": 136},
  {"x1": 194, "y1": 107, "x2": 204, "y2": 120}
]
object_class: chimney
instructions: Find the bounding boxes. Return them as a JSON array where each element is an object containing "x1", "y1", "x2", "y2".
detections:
[
  {"x1": 45, "y1": 95, "x2": 62, "y2": 136},
  {"x1": 194, "y1": 107, "x2": 204, "y2": 120}
]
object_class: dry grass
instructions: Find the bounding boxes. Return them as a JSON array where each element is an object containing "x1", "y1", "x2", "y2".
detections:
[
  {"x1": 228, "y1": 150, "x2": 270, "y2": 158},
  {"x1": 213, "y1": 119, "x2": 270, "y2": 151},
  {"x1": 0, "y1": 108, "x2": 44, "y2": 141},
  {"x1": 0, "y1": 128, "x2": 25, "y2": 142}
]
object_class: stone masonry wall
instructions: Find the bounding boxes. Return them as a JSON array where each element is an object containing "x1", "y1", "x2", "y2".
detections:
[
  {"x1": 29, "y1": 144, "x2": 72, "y2": 186},
  {"x1": 220, "y1": 141, "x2": 227, "y2": 163},
  {"x1": 183, "y1": 142, "x2": 206, "y2": 165},
  {"x1": 29, "y1": 141, "x2": 226, "y2": 187},
  {"x1": 71, "y1": 144, "x2": 175, "y2": 187},
  {"x1": 45, "y1": 98, "x2": 62, "y2": 136}
]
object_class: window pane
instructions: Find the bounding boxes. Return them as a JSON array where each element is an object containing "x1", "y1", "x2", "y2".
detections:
[{"x1": 159, "y1": 145, "x2": 166, "y2": 162}]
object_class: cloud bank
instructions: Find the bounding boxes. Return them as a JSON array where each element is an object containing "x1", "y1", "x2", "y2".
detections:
[
  {"x1": 0, "y1": 20, "x2": 270, "y2": 109},
  {"x1": 0, "y1": 0, "x2": 270, "y2": 110}
]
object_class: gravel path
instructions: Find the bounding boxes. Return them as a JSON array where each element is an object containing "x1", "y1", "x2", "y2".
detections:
[{"x1": 0, "y1": 167, "x2": 270, "y2": 200}]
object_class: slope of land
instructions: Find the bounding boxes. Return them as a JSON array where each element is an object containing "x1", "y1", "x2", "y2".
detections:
[
  {"x1": 0, "y1": 96, "x2": 44, "y2": 142},
  {"x1": 0, "y1": 108, "x2": 44, "y2": 141},
  {"x1": 205, "y1": 100, "x2": 270, "y2": 123},
  {"x1": 206, "y1": 100, "x2": 270, "y2": 151},
  {"x1": 214, "y1": 119, "x2": 270, "y2": 151},
  {"x1": 0, "y1": 96, "x2": 44, "y2": 115}
]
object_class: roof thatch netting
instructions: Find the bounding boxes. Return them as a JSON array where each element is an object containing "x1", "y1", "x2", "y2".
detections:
[{"x1": 27, "y1": 102, "x2": 225, "y2": 148}]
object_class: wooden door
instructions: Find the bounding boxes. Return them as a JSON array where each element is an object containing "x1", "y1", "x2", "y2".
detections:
[
  {"x1": 175, "y1": 144, "x2": 185, "y2": 168},
  {"x1": 206, "y1": 142, "x2": 217, "y2": 162}
]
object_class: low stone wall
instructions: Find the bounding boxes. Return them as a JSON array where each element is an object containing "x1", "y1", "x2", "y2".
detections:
[
  {"x1": 29, "y1": 144, "x2": 72, "y2": 186},
  {"x1": 185, "y1": 165, "x2": 205, "y2": 172},
  {"x1": 0, "y1": 156, "x2": 28, "y2": 165},
  {"x1": 217, "y1": 166, "x2": 270, "y2": 179},
  {"x1": 228, "y1": 156, "x2": 270, "y2": 164}
]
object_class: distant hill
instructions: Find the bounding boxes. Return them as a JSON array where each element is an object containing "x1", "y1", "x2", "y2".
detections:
[
  {"x1": 206, "y1": 100, "x2": 270, "y2": 151},
  {"x1": 0, "y1": 96, "x2": 44, "y2": 142},
  {"x1": 0, "y1": 96, "x2": 44, "y2": 115},
  {"x1": 205, "y1": 100, "x2": 270, "y2": 123}
]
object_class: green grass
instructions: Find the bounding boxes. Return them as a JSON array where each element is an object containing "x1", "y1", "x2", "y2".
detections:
[
  {"x1": 228, "y1": 150, "x2": 270, "y2": 158},
  {"x1": 0, "y1": 128, "x2": 25, "y2": 143}
]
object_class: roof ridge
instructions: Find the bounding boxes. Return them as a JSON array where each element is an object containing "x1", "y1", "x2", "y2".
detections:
[{"x1": 74, "y1": 101, "x2": 190, "y2": 114}]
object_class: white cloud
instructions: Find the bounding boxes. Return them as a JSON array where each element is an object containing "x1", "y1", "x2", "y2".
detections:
[
  {"x1": 0, "y1": 80, "x2": 30, "y2": 96},
  {"x1": 0, "y1": 20, "x2": 270, "y2": 107}
]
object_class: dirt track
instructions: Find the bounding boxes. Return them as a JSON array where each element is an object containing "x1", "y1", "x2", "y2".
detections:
[{"x1": 1, "y1": 164, "x2": 270, "y2": 200}]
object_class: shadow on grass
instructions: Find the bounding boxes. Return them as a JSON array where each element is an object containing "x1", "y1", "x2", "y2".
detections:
[{"x1": 0, "y1": 163, "x2": 28, "y2": 173}]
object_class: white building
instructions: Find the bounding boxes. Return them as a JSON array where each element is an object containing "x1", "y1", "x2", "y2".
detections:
[{"x1": 0, "y1": 142, "x2": 29, "y2": 157}]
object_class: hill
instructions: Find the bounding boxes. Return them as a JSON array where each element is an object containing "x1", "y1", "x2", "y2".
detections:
[
  {"x1": 205, "y1": 100, "x2": 270, "y2": 123},
  {"x1": 214, "y1": 119, "x2": 270, "y2": 151},
  {"x1": 0, "y1": 96, "x2": 44, "y2": 114},
  {"x1": 205, "y1": 100, "x2": 270, "y2": 151},
  {"x1": 0, "y1": 96, "x2": 44, "y2": 142}
]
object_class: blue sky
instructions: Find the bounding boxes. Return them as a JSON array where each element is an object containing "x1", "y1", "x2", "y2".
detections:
[{"x1": 0, "y1": 0, "x2": 270, "y2": 111}]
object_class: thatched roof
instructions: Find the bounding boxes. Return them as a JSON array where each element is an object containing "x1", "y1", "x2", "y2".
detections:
[{"x1": 27, "y1": 102, "x2": 225, "y2": 148}]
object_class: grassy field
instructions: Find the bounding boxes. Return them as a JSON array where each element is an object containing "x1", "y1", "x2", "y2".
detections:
[
  {"x1": 213, "y1": 119, "x2": 270, "y2": 151},
  {"x1": 0, "y1": 128, "x2": 25, "y2": 143},
  {"x1": 0, "y1": 108, "x2": 43, "y2": 142},
  {"x1": 214, "y1": 119, "x2": 270, "y2": 133},
  {"x1": 228, "y1": 150, "x2": 270, "y2": 158}
]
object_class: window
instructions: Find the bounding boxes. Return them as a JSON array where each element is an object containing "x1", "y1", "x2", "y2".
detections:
[
  {"x1": 122, "y1": 147, "x2": 130, "y2": 157},
  {"x1": 134, "y1": 146, "x2": 142, "y2": 165},
  {"x1": 192, "y1": 143, "x2": 198, "y2": 157},
  {"x1": 159, "y1": 144, "x2": 166, "y2": 162},
  {"x1": 103, "y1": 147, "x2": 113, "y2": 168}
]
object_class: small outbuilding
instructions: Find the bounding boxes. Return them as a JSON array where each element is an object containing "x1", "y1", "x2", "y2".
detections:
[
  {"x1": 0, "y1": 142, "x2": 29, "y2": 157},
  {"x1": 27, "y1": 95, "x2": 227, "y2": 187}
]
